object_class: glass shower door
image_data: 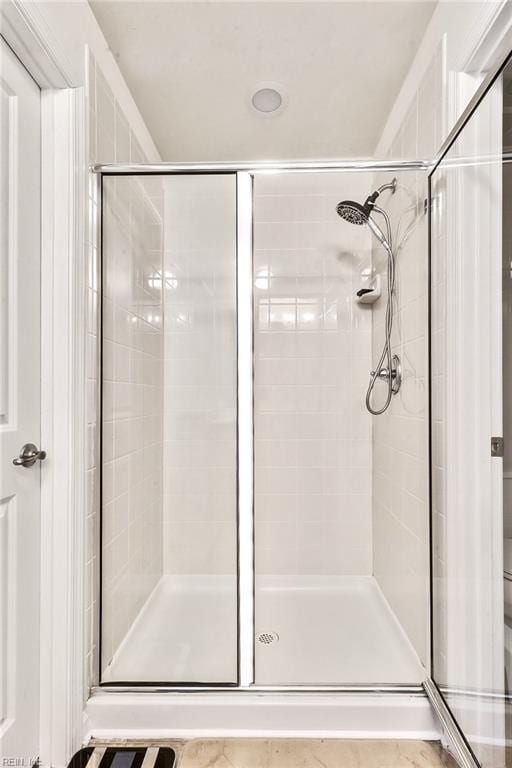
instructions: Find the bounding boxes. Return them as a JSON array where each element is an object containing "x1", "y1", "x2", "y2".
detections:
[
  {"x1": 430, "y1": 61, "x2": 508, "y2": 767},
  {"x1": 100, "y1": 173, "x2": 239, "y2": 684}
]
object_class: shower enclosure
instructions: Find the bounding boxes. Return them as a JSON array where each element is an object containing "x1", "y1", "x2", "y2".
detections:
[
  {"x1": 98, "y1": 164, "x2": 428, "y2": 689},
  {"x1": 88, "y1": 43, "x2": 512, "y2": 768}
]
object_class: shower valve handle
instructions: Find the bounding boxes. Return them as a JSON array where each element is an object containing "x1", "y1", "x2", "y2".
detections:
[
  {"x1": 370, "y1": 355, "x2": 402, "y2": 395},
  {"x1": 370, "y1": 367, "x2": 396, "y2": 380}
]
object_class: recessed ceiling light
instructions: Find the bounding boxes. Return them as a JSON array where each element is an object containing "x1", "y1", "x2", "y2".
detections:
[{"x1": 252, "y1": 87, "x2": 283, "y2": 114}]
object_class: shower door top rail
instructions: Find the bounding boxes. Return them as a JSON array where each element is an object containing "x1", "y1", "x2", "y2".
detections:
[{"x1": 91, "y1": 159, "x2": 428, "y2": 174}]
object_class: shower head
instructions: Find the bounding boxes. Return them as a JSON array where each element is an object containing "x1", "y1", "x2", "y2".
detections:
[
  {"x1": 336, "y1": 178, "x2": 397, "y2": 250},
  {"x1": 336, "y1": 199, "x2": 372, "y2": 225},
  {"x1": 336, "y1": 178, "x2": 396, "y2": 227},
  {"x1": 336, "y1": 188, "x2": 380, "y2": 226}
]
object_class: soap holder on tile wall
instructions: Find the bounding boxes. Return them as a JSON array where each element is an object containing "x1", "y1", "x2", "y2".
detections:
[{"x1": 356, "y1": 272, "x2": 381, "y2": 305}]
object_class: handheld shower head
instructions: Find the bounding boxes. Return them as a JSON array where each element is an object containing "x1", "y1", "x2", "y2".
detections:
[
  {"x1": 336, "y1": 180, "x2": 396, "y2": 249},
  {"x1": 335, "y1": 178, "x2": 399, "y2": 416},
  {"x1": 336, "y1": 189, "x2": 380, "y2": 226},
  {"x1": 336, "y1": 200, "x2": 371, "y2": 225}
]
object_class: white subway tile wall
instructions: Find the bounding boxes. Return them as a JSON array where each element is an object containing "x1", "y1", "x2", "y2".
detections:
[
  {"x1": 372, "y1": 42, "x2": 444, "y2": 666},
  {"x1": 253, "y1": 173, "x2": 374, "y2": 577},
  {"x1": 84, "y1": 50, "x2": 162, "y2": 690},
  {"x1": 161, "y1": 175, "x2": 238, "y2": 578},
  {"x1": 101, "y1": 175, "x2": 165, "y2": 672}
]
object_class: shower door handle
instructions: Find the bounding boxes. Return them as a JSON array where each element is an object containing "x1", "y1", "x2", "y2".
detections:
[{"x1": 13, "y1": 442, "x2": 47, "y2": 468}]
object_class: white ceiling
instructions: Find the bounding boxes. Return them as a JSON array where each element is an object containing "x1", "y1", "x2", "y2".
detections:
[{"x1": 90, "y1": 1, "x2": 437, "y2": 162}]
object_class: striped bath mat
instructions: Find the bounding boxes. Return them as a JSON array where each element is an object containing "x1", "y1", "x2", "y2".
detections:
[{"x1": 69, "y1": 747, "x2": 176, "y2": 768}]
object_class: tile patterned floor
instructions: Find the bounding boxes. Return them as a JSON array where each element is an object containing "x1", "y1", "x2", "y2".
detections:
[
  {"x1": 177, "y1": 739, "x2": 459, "y2": 768},
  {"x1": 88, "y1": 739, "x2": 459, "y2": 768}
]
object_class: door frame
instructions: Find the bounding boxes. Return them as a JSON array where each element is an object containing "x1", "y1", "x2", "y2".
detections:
[{"x1": 1, "y1": 4, "x2": 86, "y2": 767}]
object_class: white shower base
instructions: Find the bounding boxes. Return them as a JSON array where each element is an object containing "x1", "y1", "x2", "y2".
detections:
[
  {"x1": 103, "y1": 575, "x2": 238, "y2": 684},
  {"x1": 255, "y1": 575, "x2": 424, "y2": 685},
  {"x1": 103, "y1": 574, "x2": 424, "y2": 685}
]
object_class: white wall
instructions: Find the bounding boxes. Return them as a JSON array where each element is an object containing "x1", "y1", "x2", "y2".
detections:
[
  {"x1": 375, "y1": 1, "x2": 507, "y2": 160},
  {"x1": 253, "y1": 172, "x2": 373, "y2": 577},
  {"x1": 25, "y1": 1, "x2": 160, "y2": 161}
]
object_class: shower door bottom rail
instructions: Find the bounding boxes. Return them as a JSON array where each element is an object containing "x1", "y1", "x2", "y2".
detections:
[
  {"x1": 423, "y1": 678, "x2": 480, "y2": 768},
  {"x1": 92, "y1": 684, "x2": 426, "y2": 694}
]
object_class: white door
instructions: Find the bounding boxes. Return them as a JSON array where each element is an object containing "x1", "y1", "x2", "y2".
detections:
[{"x1": 0, "y1": 38, "x2": 41, "y2": 763}]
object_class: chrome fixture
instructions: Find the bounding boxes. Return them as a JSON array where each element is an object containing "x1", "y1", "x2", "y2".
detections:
[
  {"x1": 423, "y1": 679, "x2": 480, "y2": 768},
  {"x1": 91, "y1": 160, "x2": 428, "y2": 174},
  {"x1": 370, "y1": 354, "x2": 402, "y2": 395},
  {"x1": 337, "y1": 178, "x2": 401, "y2": 415},
  {"x1": 13, "y1": 442, "x2": 47, "y2": 468}
]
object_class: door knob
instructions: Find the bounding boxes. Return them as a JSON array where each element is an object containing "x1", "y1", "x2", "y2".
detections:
[{"x1": 13, "y1": 443, "x2": 47, "y2": 468}]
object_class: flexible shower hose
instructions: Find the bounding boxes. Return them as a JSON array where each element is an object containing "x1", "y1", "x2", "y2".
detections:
[{"x1": 365, "y1": 207, "x2": 396, "y2": 416}]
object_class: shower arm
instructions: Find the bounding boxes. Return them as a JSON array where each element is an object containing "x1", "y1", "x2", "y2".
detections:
[{"x1": 375, "y1": 180, "x2": 397, "y2": 197}]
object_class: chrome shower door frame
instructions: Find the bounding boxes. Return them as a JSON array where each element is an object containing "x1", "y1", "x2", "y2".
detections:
[
  {"x1": 425, "y1": 46, "x2": 512, "y2": 768},
  {"x1": 94, "y1": 159, "x2": 427, "y2": 694}
]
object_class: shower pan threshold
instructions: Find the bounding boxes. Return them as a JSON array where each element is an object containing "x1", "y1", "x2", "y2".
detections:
[{"x1": 101, "y1": 575, "x2": 424, "y2": 686}]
